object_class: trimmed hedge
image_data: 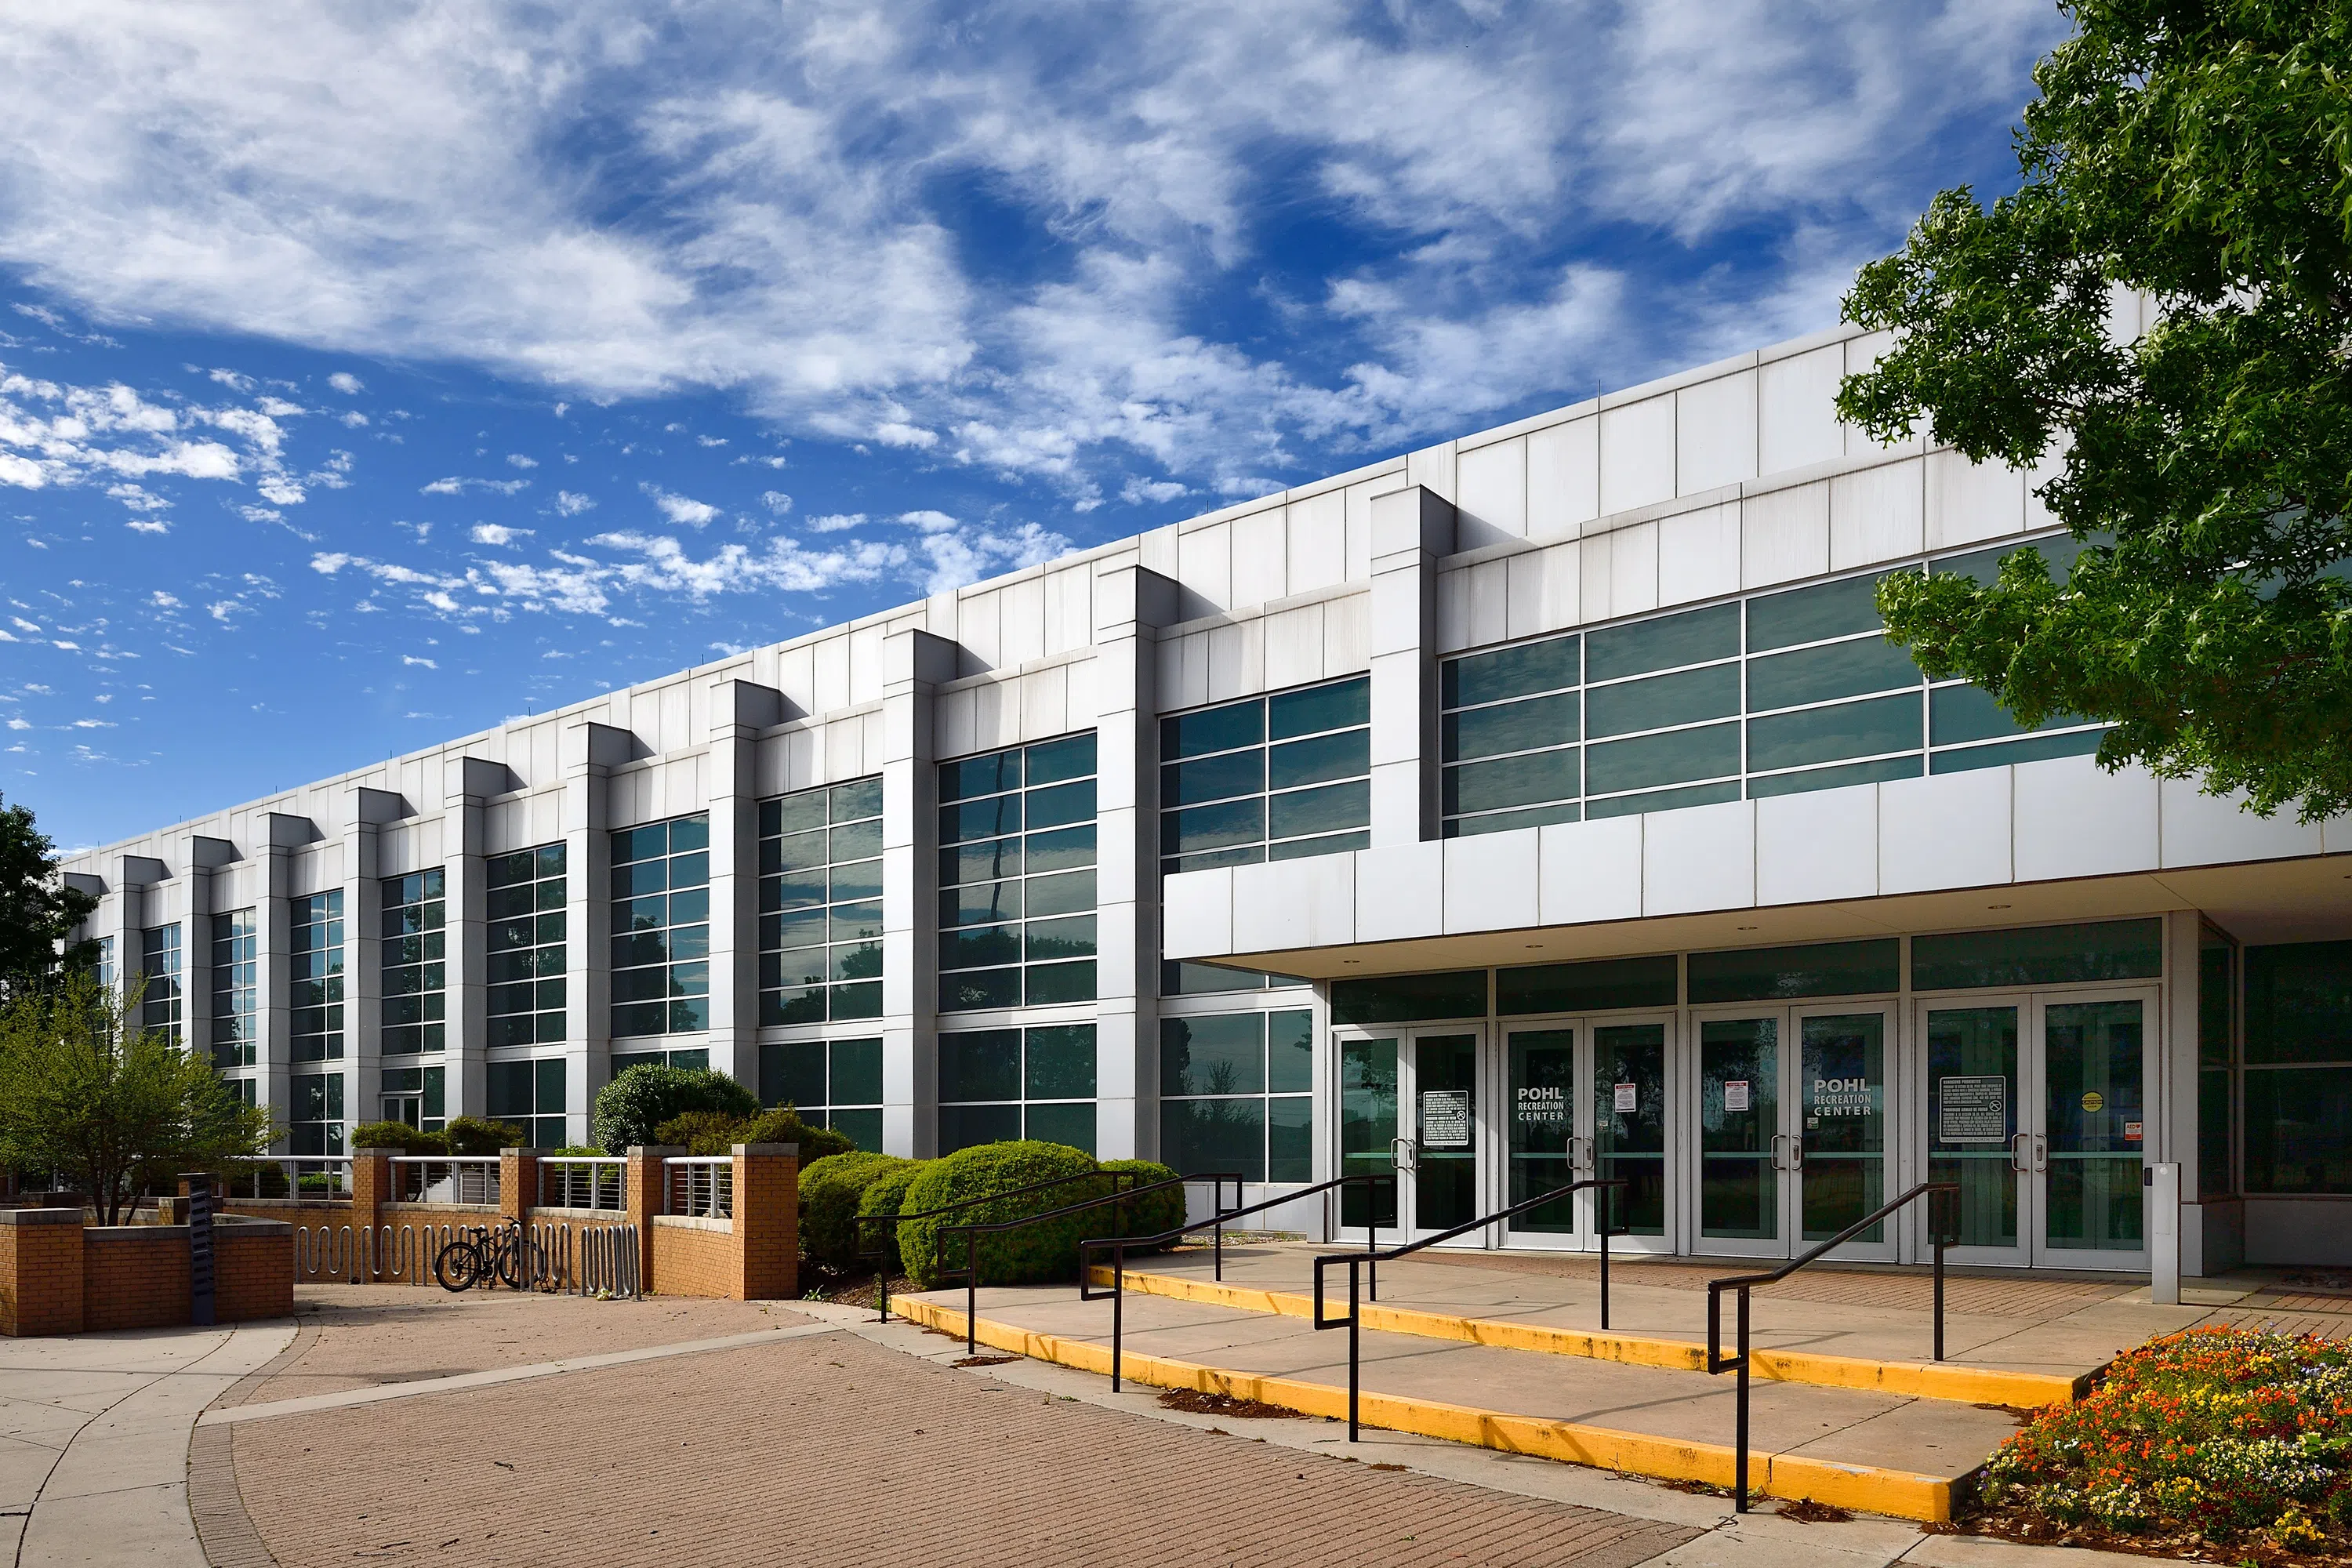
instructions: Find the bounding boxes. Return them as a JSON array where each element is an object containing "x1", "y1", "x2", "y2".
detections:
[
  {"x1": 445, "y1": 1116, "x2": 525, "y2": 1156},
  {"x1": 591, "y1": 1065, "x2": 757, "y2": 1152},
  {"x1": 855, "y1": 1160, "x2": 933, "y2": 1277},
  {"x1": 896, "y1": 1141, "x2": 1109, "y2": 1289},
  {"x1": 801, "y1": 1151, "x2": 915, "y2": 1267},
  {"x1": 1098, "y1": 1160, "x2": 1183, "y2": 1250},
  {"x1": 653, "y1": 1109, "x2": 742, "y2": 1150},
  {"x1": 726, "y1": 1107, "x2": 855, "y2": 1164},
  {"x1": 351, "y1": 1120, "x2": 446, "y2": 1155}
]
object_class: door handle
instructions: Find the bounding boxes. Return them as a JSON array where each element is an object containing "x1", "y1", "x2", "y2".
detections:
[
  {"x1": 1772, "y1": 1134, "x2": 1803, "y2": 1171},
  {"x1": 1390, "y1": 1135, "x2": 1418, "y2": 1174},
  {"x1": 2010, "y1": 1132, "x2": 2031, "y2": 1173},
  {"x1": 2035, "y1": 1134, "x2": 2051, "y2": 1173},
  {"x1": 1568, "y1": 1135, "x2": 1592, "y2": 1171}
]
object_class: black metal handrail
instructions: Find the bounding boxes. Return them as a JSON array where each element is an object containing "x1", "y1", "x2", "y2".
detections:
[
  {"x1": 1075, "y1": 1171, "x2": 1399, "y2": 1391},
  {"x1": 936, "y1": 1171, "x2": 1247, "y2": 1353},
  {"x1": 858, "y1": 1166, "x2": 1151, "y2": 1322},
  {"x1": 1312, "y1": 1178, "x2": 1627, "y2": 1439},
  {"x1": 1704, "y1": 1181, "x2": 1958, "y2": 1513}
]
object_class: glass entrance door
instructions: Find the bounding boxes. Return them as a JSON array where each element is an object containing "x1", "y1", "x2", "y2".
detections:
[
  {"x1": 1594, "y1": 1020, "x2": 1675, "y2": 1252},
  {"x1": 1918, "y1": 990, "x2": 2151, "y2": 1269},
  {"x1": 1798, "y1": 1009, "x2": 1895, "y2": 1258},
  {"x1": 1695, "y1": 1014, "x2": 1787, "y2": 1256},
  {"x1": 1692, "y1": 1007, "x2": 1893, "y2": 1258},
  {"x1": 1334, "y1": 1029, "x2": 1485, "y2": 1241},
  {"x1": 1503, "y1": 1025, "x2": 1584, "y2": 1248}
]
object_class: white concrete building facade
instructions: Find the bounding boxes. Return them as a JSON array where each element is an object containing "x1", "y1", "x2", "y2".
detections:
[{"x1": 64, "y1": 312, "x2": 2352, "y2": 1275}]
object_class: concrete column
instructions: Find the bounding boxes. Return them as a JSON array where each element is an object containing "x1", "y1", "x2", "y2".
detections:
[
  {"x1": 564, "y1": 723, "x2": 633, "y2": 1143},
  {"x1": 706, "y1": 680, "x2": 785, "y2": 1091},
  {"x1": 1367, "y1": 485, "x2": 1454, "y2": 848},
  {"x1": 346, "y1": 789, "x2": 404, "y2": 1136},
  {"x1": 1090, "y1": 564, "x2": 1178, "y2": 1161},
  {"x1": 178, "y1": 835, "x2": 237, "y2": 1073},
  {"x1": 256, "y1": 816, "x2": 308, "y2": 1151},
  {"x1": 111, "y1": 854, "x2": 165, "y2": 1025},
  {"x1": 441, "y1": 758, "x2": 514, "y2": 1122},
  {"x1": 880, "y1": 630, "x2": 958, "y2": 1158}
]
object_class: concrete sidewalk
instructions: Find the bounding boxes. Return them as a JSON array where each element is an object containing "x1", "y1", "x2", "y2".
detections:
[{"x1": 0, "y1": 1317, "x2": 295, "y2": 1566}]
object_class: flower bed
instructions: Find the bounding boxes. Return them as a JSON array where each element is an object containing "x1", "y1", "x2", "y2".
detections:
[{"x1": 1971, "y1": 1327, "x2": 2352, "y2": 1561}]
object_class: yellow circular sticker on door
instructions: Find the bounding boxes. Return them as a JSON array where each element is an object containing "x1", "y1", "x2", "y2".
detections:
[{"x1": 2081, "y1": 1091, "x2": 2104, "y2": 1113}]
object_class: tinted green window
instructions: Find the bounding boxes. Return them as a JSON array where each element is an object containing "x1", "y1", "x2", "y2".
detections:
[
  {"x1": 1445, "y1": 692, "x2": 1578, "y2": 760},
  {"x1": 1331, "y1": 971, "x2": 1489, "y2": 1025},
  {"x1": 1026, "y1": 733, "x2": 1096, "y2": 785},
  {"x1": 1912, "y1": 919, "x2": 2164, "y2": 991},
  {"x1": 1269, "y1": 730, "x2": 1368, "y2": 789},
  {"x1": 938, "y1": 1031, "x2": 1021, "y2": 1102},
  {"x1": 759, "y1": 1041, "x2": 826, "y2": 1109},
  {"x1": 1025, "y1": 1025, "x2": 1097, "y2": 1098},
  {"x1": 2245, "y1": 942, "x2": 2352, "y2": 1065},
  {"x1": 1162, "y1": 702, "x2": 1262, "y2": 760},
  {"x1": 1587, "y1": 780, "x2": 1739, "y2": 819},
  {"x1": 1024, "y1": 1100, "x2": 1097, "y2": 1154},
  {"x1": 1745, "y1": 755, "x2": 1920, "y2": 797},
  {"x1": 1447, "y1": 801, "x2": 1581, "y2": 837},
  {"x1": 1166, "y1": 799, "x2": 1263, "y2": 852},
  {"x1": 1747, "y1": 638, "x2": 1919, "y2": 711},
  {"x1": 1586, "y1": 603, "x2": 1739, "y2": 682},
  {"x1": 1270, "y1": 675, "x2": 1368, "y2": 739},
  {"x1": 1746, "y1": 573, "x2": 1888, "y2": 652},
  {"x1": 1161, "y1": 1014, "x2": 1264, "y2": 1096},
  {"x1": 1587, "y1": 664, "x2": 1740, "y2": 739},
  {"x1": 1444, "y1": 752, "x2": 1578, "y2": 815},
  {"x1": 1585, "y1": 721, "x2": 1740, "y2": 795},
  {"x1": 1269, "y1": 1011, "x2": 1312, "y2": 1092},
  {"x1": 1443, "y1": 636, "x2": 1578, "y2": 709},
  {"x1": 1687, "y1": 940, "x2": 1899, "y2": 1004},
  {"x1": 1937, "y1": 532, "x2": 2107, "y2": 586},
  {"x1": 831, "y1": 1039, "x2": 884, "y2": 1105},
  {"x1": 1269, "y1": 781, "x2": 1367, "y2": 840},
  {"x1": 1929, "y1": 684, "x2": 2077, "y2": 745},
  {"x1": 1497, "y1": 955, "x2": 1676, "y2": 1014},
  {"x1": 1747, "y1": 692, "x2": 1919, "y2": 772},
  {"x1": 2244, "y1": 1067, "x2": 2352, "y2": 1193},
  {"x1": 1929, "y1": 729, "x2": 2106, "y2": 772},
  {"x1": 940, "y1": 752, "x2": 1018, "y2": 801}
]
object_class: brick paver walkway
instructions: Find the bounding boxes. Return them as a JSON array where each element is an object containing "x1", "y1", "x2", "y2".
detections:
[{"x1": 223, "y1": 1291, "x2": 1699, "y2": 1568}]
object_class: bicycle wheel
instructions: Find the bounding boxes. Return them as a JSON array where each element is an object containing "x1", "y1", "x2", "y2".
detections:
[
  {"x1": 433, "y1": 1238, "x2": 483, "y2": 1293},
  {"x1": 496, "y1": 1235, "x2": 546, "y2": 1291}
]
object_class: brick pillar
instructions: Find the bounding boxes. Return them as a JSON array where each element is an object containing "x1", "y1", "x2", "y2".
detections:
[
  {"x1": 0, "y1": 1209, "x2": 86, "y2": 1336},
  {"x1": 732, "y1": 1142, "x2": 800, "y2": 1301},
  {"x1": 500, "y1": 1148, "x2": 542, "y2": 1225},
  {"x1": 626, "y1": 1145, "x2": 676, "y2": 1294},
  {"x1": 348, "y1": 1148, "x2": 394, "y2": 1281}
]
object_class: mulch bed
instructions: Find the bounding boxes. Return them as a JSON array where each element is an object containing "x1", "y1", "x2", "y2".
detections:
[
  {"x1": 1157, "y1": 1388, "x2": 1312, "y2": 1420},
  {"x1": 1944, "y1": 1507, "x2": 2352, "y2": 1566}
]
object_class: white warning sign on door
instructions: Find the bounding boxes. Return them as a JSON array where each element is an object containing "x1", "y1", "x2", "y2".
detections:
[{"x1": 1420, "y1": 1089, "x2": 1472, "y2": 1149}]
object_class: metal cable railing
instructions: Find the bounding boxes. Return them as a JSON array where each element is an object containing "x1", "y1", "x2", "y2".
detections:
[
  {"x1": 1312, "y1": 1178, "x2": 1628, "y2": 1439},
  {"x1": 1704, "y1": 1181, "x2": 1959, "y2": 1512},
  {"x1": 1076, "y1": 1172, "x2": 1397, "y2": 1391}
]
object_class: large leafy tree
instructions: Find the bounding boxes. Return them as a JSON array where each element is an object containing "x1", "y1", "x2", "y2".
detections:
[
  {"x1": 0, "y1": 975, "x2": 275, "y2": 1222},
  {"x1": 0, "y1": 793, "x2": 98, "y2": 1000},
  {"x1": 1839, "y1": 1, "x2": 2352, "y2": 820}
]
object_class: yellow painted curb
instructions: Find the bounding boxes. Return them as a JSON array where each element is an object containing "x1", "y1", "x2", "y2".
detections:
[
  {"x1": 1091, "y1": 1267, "x2": 2086, "y2": 1408},
  {"x1": 898, "y1": 1294, "x2": 1961, "y2": 1524}
]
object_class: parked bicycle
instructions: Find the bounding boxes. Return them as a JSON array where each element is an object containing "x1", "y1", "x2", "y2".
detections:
[{"x1": 432, "y1": 1219, "x2": 548, "y2": 1293}]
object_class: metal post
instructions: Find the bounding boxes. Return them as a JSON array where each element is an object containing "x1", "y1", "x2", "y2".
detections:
[
  {"x1": 1599, "y1": 1185, "x2": 1611, "y2": 1333},
  {"x1": 1214, "y1": 1215, "x2": 1224, "y2": 1282},
  {"x1": 1112, "y1": 1244, "x2": 1124, "y2": 1392},
  {"x1": 1733, "y1": 1287, "x2": 1751, "y2": 1512},
  {"x1": 1348, "y1": 1257, "x2": 1362, "y2": 1441},
  {"x1": 966, "y1": 1231, "x2": 978, "y2": 1356},
  {"x1": 1933, "y1": 1234, "x2": 1946, "y2": 1362}
]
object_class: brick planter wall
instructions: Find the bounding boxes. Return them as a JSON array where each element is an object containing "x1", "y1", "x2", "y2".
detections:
[{"x1": 0, "y1": 1209, "x2": 292, "y2": 1336}]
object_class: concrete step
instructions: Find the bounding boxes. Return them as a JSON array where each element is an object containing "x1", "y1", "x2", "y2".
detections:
[
  {"x1": 895, "y1": 1284, "x2": 2028, "y2": 1523},
  {"x1": 1093, "y1": 1265, "x2": 2089, "y2": 1406}
]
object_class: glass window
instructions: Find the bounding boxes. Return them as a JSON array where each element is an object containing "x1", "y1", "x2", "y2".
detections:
[
  {"x1": 1912, "y1": 920, "x2": 2163, "y2": 992},
  {"x1": 939, "y1": 736, "x2": 1098, "y2": 1013},
  {"x1": 1497, "y1": 955, "x2": 1676, "y2": 1015},
  {"x1": 379, "y1": 1064, "x2": 446, "y2": 1134},
  {"x1": 139, "y1": 924, "x2": 183, "y2": 1040},
  {"x1": 610, "y1": 815, "x2": 710, "y2": 1039},
  {"x1": 1158, "y1": 677, "x2": 1370, "y2": 877},
  {"x1": 291, "y1": 1070, "x2": 344, "y2": 1156},
  {"x1": 209, "y1": 909, "x2": 256, "y2": 1067},
  {"x1": 289, "y1": 892, "x2": 345, "y2": 1062},
  {"x1": 1330, "y1": 971, "x2": 1487, "y2": 1026},
  {"x1": 2245, "y1": 941, "x2": 2352, "y2": 1065},
  {"x1": 380, "y1": 869, "x2": 445, "y2": 1056},
  {"x1": 1157, "y1": 1010, "x2": 1315, "y2": 1183},
  {"x1": 1438, "y1": 538, "x2": 2112, "y2": 833},
  {"x1": 756, "y1": 1037, "x2": 885, "y2": 1152},
  {"x1": 487, "y1": 1058, "x2": 567, "y2": 1149},
  {"x1": 759, "y1": 779, "x2": 884, "y2": 1026},
  {"x1": 2243, "y1": 941, "x2": 2352, "y2": 1196},
  {"x1": 2245, "y1": 1066, "x2": 2352, "y2": 1195},
  {"x1": 2199, "y1": 930, "x2": 2238, "y2": 1199},
  {"x1": 937, "y1": 1025, "x2": 1097, "y2": 1154},
  {"x1": 486, "y1": 843, "x2": 567, "y2": 1049},
  {"x1": 1687, "y1": 940, "x2": 1898, "y2": 1004}
]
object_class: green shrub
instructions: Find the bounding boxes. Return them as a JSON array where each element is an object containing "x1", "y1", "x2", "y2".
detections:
[
  {"x1": 896, "y1": 1141, "x2": 1110, "y2": 1289},
  {"x1": 653, "y1": 1109, "x2": 744, "y2": 1150},
  {"x1": 731, "y1": 1106, "x2": 856, "y2": 1163},
  {"x1": 1098, "y1": 1160, "x2": 1184, "y2": 1250},
  {"x1": 445, "y1": 1116, "x2": 526, "y2": 1155},
  {"x1": 592, "y1": 1065, "x2": 757, "y2": 1152},
  {"x1": 351, "y1": 1120, "x2": 447, "y2": 1155},
  {"x1": 855, "y1": 1159, "x2": 933, "y2": 1276},
  {"x1": 800, "y1": 1151, "x2": 914, "y2": 1267}
]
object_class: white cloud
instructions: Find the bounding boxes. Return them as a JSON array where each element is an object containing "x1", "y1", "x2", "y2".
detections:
[
  {"x1": 401, "y1": 654, "x2": 437, "y2": 667},
  {"x1": 552, "y1": 489, "x2": 595, "y2": 515},
  {"x1": 760, "y1": 490, "x2": 791, "y2": 515},
  {"x1": 326, "y1": 371, "x2": 365, "y2": 394},
  {"x1": 506, "y1": 452, "x2": 537, "y2": 468},
  {"x1": 207, "y1": 367, "x2": 256, "y2": 391},
  {"x1": 151, "y1": 590, "x2": 180, "y2": 608},
  {"x1": 422, "y1": 476, "x2": 529, "y2": 496},
  {"x1": 805, "y1": 513, "x2": 864, "y2": 534},
  {"x1": 641, "y1": 484, "x2": 717, "y2": 528},
  {"x1": 471, "y1": 522, "x2": 531, "y2": 545},
  {"x1": 1120, "y1": 476, "x2": 1189, "y2": 506},
  {"x1": 0, "y1": 1, "x2": 2060, "y2": 499},
  {"x1": 105, "y1": 481, "x2": 169, "y2": 510}
]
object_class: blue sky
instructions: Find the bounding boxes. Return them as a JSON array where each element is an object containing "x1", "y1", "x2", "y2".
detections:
[{"x1": 0, "y1": 0, "x2": 2067, "y2": 851}]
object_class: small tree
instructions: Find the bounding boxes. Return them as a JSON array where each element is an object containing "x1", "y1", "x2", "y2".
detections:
[
  {"x1": 590, "y1": 1063, "x2": 757, "y2": 1153},
  {"x1": 0, "y1": 793, "x2": 97, "y2": 1004},
  {"x1": 0, "y1": 975, "x2": 274, "y2": 1223}
]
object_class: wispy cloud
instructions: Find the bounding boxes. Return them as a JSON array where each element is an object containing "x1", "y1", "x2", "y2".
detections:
[
  {"x1": 421, "y1": 475, "x2": 529, "y2": 496},
  {"x1": 641, "y1": 484, "x2": 717, "y2": 528}
]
